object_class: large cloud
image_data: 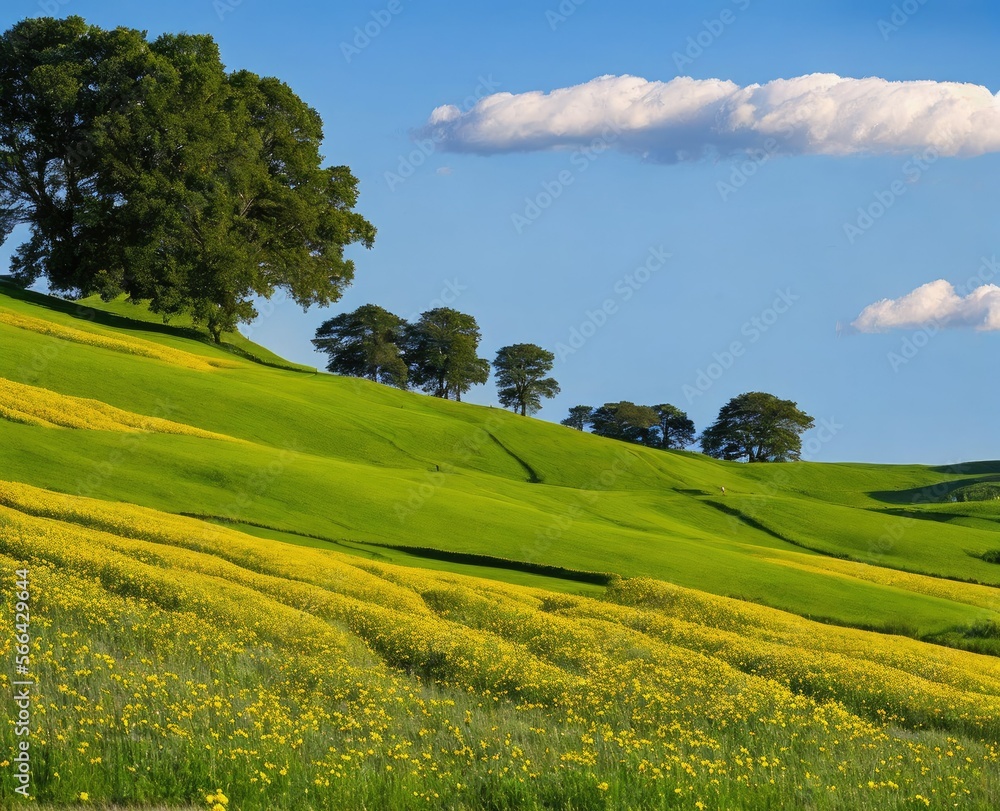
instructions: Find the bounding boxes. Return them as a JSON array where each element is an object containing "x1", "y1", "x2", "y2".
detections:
[
  {"x1": 421, "y1": 74, "x2": 1000, "y2": 163},
  {"x1": 852, "y1": 279, "x2": 1000, "y2": 333}
]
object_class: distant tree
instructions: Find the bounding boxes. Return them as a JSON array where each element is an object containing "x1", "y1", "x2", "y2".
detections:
[
  {"x1": 589, "y1": 401, "x2": 659, "y2": 445},
  {"x1": 700, "y1": 392, "x2": 814, "y2": 462},
  {"x1": 652, "y1": 404, "x2": 696, "y2": 449},
  {"x1": 312, "y1": 304, "x2": 408, "y2": 387},
  {"x1": 492, "y1": 344, "x2": 560, "y2": 416},
  {"x1": 561, "y1": 405, "x2": 593, "y2": 431},
  {"x1": 404, "y1": 308, "x2": 489, "y2": 401}
]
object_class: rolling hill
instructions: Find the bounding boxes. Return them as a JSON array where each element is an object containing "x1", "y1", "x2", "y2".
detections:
[{"x1": 1, "y1": 279, "x2": 999, "y2": 809}]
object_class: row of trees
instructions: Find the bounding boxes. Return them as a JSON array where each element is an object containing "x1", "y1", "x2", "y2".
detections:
[
  {"x1": 563, "y1": 392, "x2": 815, "y2": 462},
  {"x1": 0, "y1": 17, "x2": 375, "y2": 341},
  {"x1": 312, "y1": 304, "x2": 560, "y2": 414},
  {"x1": 561, "y1": 403, "x2": 695, "y2": 449},
  {"x1": 316, "y1": 306, "x2": 815, "y2": 462}
]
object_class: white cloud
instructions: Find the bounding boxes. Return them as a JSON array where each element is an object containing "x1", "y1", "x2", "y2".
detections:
[
  {"x1": 420, "y1": 73, "x2": 1000, "y2": 163},
  {"x1": 852, "y1": 279, "x2": 1000, "y2": 332}
]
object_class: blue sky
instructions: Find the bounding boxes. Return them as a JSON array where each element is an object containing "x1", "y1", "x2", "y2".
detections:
[{"x1": 3, "y1": 0, "x2": 998, "y2": 464}]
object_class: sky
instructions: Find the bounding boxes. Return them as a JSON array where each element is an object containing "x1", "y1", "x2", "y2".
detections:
[{"x1": 2, "y1": 0, "x2": 998, "y2": 465}]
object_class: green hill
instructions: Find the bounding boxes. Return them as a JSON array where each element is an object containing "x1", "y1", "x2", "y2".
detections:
[
  {"x1": 2, "y1": 282, "x2": 999, "y2": 647},
  {"x1": 2, "y1": 282, "x2": 1000, "y2": 809}
]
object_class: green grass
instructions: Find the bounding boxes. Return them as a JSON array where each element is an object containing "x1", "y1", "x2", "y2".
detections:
[
  {"x1": 4, "y1": 284, "x2": 1000, "y2": 809},
  {"x1": 2, "y1": 283, "x2": 1000, "y2": 648},
  {"x1": 205, "y1": 518, "x2": 608, "y2": 596},
  {"x1": 0, "y1": 278, "x2": 316, "y2": 373}
]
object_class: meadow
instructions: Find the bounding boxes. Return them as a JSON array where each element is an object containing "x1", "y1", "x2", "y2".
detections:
[
  {"x1": 1, "y1": 281, "x2": 1000, "y2": 808},
  {"x1": 2, "y1": 481, "x2": 999, "y2": 810}
]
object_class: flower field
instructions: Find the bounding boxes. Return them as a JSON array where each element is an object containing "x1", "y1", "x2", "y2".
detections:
[
  {"x1": 0, "y1": 378, "x2": 238, "y2": 440},
  {"x1": 1, "y1": 481, "x2": 998, "y2": 810},
  {"x1": 0, "y1": 308, "x2": 240, "y2": 372}
]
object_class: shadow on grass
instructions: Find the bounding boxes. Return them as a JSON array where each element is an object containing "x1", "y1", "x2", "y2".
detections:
[
  {"x1": 868, "y1": 474, "x2": 1000, "y2": 505},
  {"x1": 369, "y1": 543, "x2": 613, "y2": 585},
  {"x1": 932, "y1": 461, "x2": 1000, "y2": 475},
  {"x1": 0, "y1": 278, "x2": 312, "y2": 373},
  {"x1": 1, "y1": 278, "x2": 209, "y2": 341},
  {"x1": 487, "y1": 431, "x2": 541, "y2": 483},
  {"x1": 874, "y1": 508, "x2": 960, "y2": 523},
  {"x1": 702, "y1": 499, "x2": 797, "y2": 544},
  {"x1": 184, "y1": 513, "x2": 615, "y2": 587}
]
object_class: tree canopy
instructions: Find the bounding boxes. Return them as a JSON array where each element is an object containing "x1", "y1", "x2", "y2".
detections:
[
  {"x1": 312, "y1": 304, "x2": 408, "y2": 387},
  {"x1": 561, "y1": 405, "x2": 593, "y2": 431},
  {"x1": 561, "y1": 402, "x2": 695, "y2": 450},
  {"x1": 0, "y1": 17, "x2": 375, "y2": 341},
  {"x1": 404, "y1": 308, "x2": 490, "y2": 401},
  {"x1": 492, "y1": 343, "x2": 560, "y2": 416},
  {"x1": 652, "y1": 404, "x2": 696, "y2": 449},
  {"x1": 700, "y1": 392, "x2": 814, "y2": 462},
  {"x1": 589, "y1": 402, "x2": 660, "y2": 445}
]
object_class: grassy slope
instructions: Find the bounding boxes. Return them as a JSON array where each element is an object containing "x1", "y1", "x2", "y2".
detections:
[
  {"x1": 3, "y1": 285, "x2": 1000, "y2": 809},
  {"x1": 0, "y1": 282, "x2": 316, "y2": 373},
  {"x1": 1, "y1": 283, "x2": 1000, "y2": 649},
  {"x1": 71, "y1": 290, "x2": 318, "y2": 372}
]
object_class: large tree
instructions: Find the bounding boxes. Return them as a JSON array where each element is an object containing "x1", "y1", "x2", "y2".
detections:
[
  {"x1": 404, "y1": 308, "x2": 489, "y2": 401},
  {"x1": 312, "y1": 304, "x2": 408, "y2": 387},
  {"x1": 652, "y1": 404, "x2": 696, "y2": 449},
  {"x1": 0, "y1": 17, "x2": 375, "y2": 342},
  {"x1": 589, "y1": 401, "x2": 659, "y2": 445},
  {"x1": 492, "y1": 343, "x2": 560, "y2": 416},
  {"x1": 700, "y1": 392, "x2": 814, "y2": 462},
  {"x1": 561, "y1": 405, "x2": 593, "y2": 431},
  {"x1": 0, "y1": 17, "x2": 143, "y2": 295}
]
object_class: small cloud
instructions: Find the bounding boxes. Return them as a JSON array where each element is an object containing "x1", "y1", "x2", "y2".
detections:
[
  {"x1": 419, "y1": 73, "x2": 1000, "y2": 163},
  {"x1": 436, "y1": 166, "x2": 453, "y2": 175},
  {"x1": 852, "y1": 279, "x2": 1000, "y2": 333},
  {"x1": 428, "y1": 104, "x2": 462, "y2": 125}
]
